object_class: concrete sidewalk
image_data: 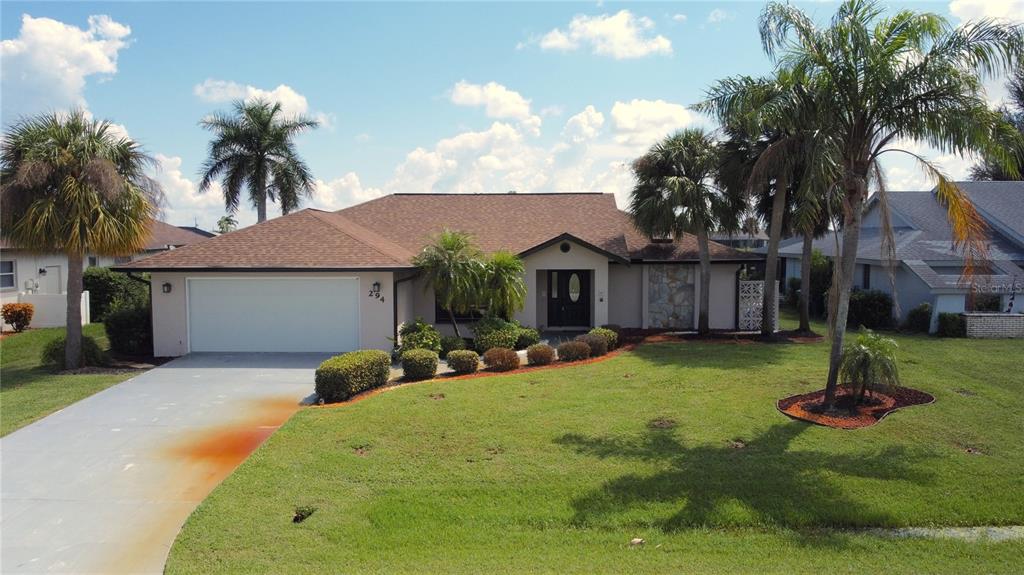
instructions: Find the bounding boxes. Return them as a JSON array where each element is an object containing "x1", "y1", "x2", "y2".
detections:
[{"x1": 1, "y1": 353, "x2": 324, "y2": 574}]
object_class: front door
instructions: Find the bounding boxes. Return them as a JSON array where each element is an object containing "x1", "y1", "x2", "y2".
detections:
[
  {"x1": 547, "y1": 270, "x2": 591, "y2": 327},
  {"x1": 40, "y1": 265, "x2": 62, "y2": 294}
]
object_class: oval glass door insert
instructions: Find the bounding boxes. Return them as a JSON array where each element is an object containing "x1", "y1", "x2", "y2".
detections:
[{"x1": 568, "y1": 273, "x2": 581, "y2": 302}]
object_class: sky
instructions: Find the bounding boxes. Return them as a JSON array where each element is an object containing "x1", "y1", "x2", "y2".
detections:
[{"x1": 2, "y1": 0, "x2": 1021, "y2": 230}]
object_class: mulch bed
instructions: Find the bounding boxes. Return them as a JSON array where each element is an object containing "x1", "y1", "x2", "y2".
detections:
[{"x1": 778, "y1": 387, "x2": 935, "y2": 429}]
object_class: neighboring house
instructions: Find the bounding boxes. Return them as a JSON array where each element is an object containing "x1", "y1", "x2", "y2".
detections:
[
  {"x1": 712, "y1": 229, "x2": 769, "y2": 251},
  {"x1": 778, "y1": 181, "x2": 1024, "y2": 331},
  {"x1": 1, "y1": 220, "x2": 211, "y2": 328},
  {"x1": 116, "y1": 192, "x2": 763, "y2": 357}
]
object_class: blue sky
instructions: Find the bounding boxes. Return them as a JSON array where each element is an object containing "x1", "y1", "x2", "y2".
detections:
[{"x1": 2, "y1": 1, "x2": 1018, "y2": 229}]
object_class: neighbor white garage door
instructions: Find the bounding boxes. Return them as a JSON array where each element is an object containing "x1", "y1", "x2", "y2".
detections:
[{"x1": 187, "y1": 277, "x2": 359, "y2": 353}]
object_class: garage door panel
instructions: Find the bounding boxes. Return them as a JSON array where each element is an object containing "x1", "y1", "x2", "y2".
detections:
[{"x1": 188, "y1": 278, "x2": 359, "y2": 353}]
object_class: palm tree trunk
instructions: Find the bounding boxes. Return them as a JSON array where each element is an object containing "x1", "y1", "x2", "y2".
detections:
[
  {"x1": 798, "y1": 231, "x2": 813, "y2": 333},
  {"x1": 447, "y1": 308, "x2": 463, "y2": 339},
  {"x1": 64, "y1": 252, "x2": 85, "y2": 369},
  {"x1": 824, "y1": 177, "x2": 866, "y2": 407},
  {"x1": 761, "y1": 174, "x2": 787, "y2": 336},
  {"x1": 696, "y1": 223, "x2": 711, "y2": 335},
  {"x1": 255, "y1": 166, "x2": 268, "y2": 223}
]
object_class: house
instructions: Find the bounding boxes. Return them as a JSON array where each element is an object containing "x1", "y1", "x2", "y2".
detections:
[
  {"x1": 712, "y1": 229, "x2": 769, "y2": 251},
  {"x1": 777, "y1": 181, "x2": 1024, "y2": 331},
  {"x1": 116, "y1": 192, "x2": 763, "y2": 356},
  {"x1": 1, "y1": 220, "x2": 212, "y2": 328}
]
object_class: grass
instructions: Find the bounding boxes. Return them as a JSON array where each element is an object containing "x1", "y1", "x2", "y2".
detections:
[
  {"x1": 168, "y1": 313, "x2": 1024, "y2": 574},
  {"x1": 0, "y1": 324, "x2": 137, "y2": 436}
]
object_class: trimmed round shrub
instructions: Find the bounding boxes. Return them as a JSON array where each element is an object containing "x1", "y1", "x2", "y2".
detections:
[
  {"x1": 475, "y1": 327, "x2": 518, "y2": 353},
  {"x1": 526, "y1": 343, "x2": 555, "y2": 366},
  {"x1": 847, "y1": 289, "x2": 893, "y2": 330},
  {"x1": 314, "y1": 350, "x2": 391, "y2": 403},
  {"x1": 1, "y1": 303, "x2": 34, "y2": 332},
  {"x1": 42, "y1": 335, "x2": 109, "y2": 370},
  {"x1": 446, "y1": 349, "x2": 480, "y2": 374},
  {"x1": 588, "y1": 327, "x2": 618, "y2": 350},
  {"x1": 440, "y1": 335, "x2": 466, "y2": 357},
  {"x1": 937, "y1": 312, "x2": 966, "y2": 338},
  {"x1": 402, "y1": 348, "x2": 439, "y2": 380},
  {"x1": 575, "y1": 333, "x2": 608, "y2": 357},
  {"x1": 514, "y1": 327, "x2": 541, "y2": 350},
  {"x1": 104, "y1": 300, "x2": 152, "y2": 356},
  {"x1": 398, "y1": 318, "x2": 441, "y2": 355},
  {"x1": 903, "y1": 302, "x2": 932, "y2": 333},
  {"x1": 473, "y1": 313, "x2": 515, "y2": 337},
  {"x1": 482, "y1": 347, "x2": 520, "y2": 372},
  {"x1": 557, "y1": 340, "x2": 591, "y2": 362}
]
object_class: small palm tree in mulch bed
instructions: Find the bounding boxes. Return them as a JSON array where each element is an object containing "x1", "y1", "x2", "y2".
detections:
[{"x1": 779, "y1": 329, "x2": 933, "y2": 429}]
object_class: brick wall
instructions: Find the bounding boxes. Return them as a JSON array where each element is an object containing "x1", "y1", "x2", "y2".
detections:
[{"x1": 962, "y1": 313, "x2": 1024, "y2": 339}]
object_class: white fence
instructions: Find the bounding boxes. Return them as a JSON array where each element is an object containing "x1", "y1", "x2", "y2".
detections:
[
  {"x1": 963, "y1": 313, "x2": 1024, "y2": 339},
  {"x1": 738, "y1": 280, "x2": 779, "y2": 331},
  {"x1": 4, "y1": 291, "x2": 91, "y2": 329}
]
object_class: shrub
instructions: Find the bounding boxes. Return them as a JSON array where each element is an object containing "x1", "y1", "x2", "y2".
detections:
[
  {"x1": 809, "y1": 249, "x2": 832, "y2": 317},
  {"x1": 903, "y1": 302, "x2": 932, "y2": 333},
  {"x1": 785, "y1": 277, "x2": 802, "y2": 308},
  {"x1": 446, "y1": 349, "x2": 480, "y2": 374},
  {"x1": 473, "y1": 313, "x2": 515, "y2": 337},
  {"x1": 83, "y1": 267, "x2": 147, "y2": 321},
  {"x1": 1, "y1": 303, "x2": 34, "y2": 332},
  {"x1": 104, "y1": 300, "x2": 153, "y2": 356},
  {"x1": 526, "y1": 343, "x2": 555, "y2": 366},
  {"x1": 482, "y1": 347, "x2": 519, "y2": 371},
  {"x1": 42, "y1": 335, "x2": 109, "y2": 370},
  {"x1": 398, "y1": 318, "x2": 441, "y2": 355},
  {"x1": 937, "y1": 313, "x2": 966, "y2": 338},
  {"x1": 557, "y1": 340, "x2": 591, "y2": 362},
  {"x1": 402, "y1": 348, "x2": 438, "y2": 380},
  {"x1": 474, "y1": 327, "x2": 518, "y2": 353},
  {"x1": 847, "y1": 289, "x2": 893, "y2": 329},
  {"x1": 440, "y1": 335, "x2": 466, "y2": 357},
  {"x1": 575, "y1": 333, "x2": 608, "y2": 357},
  {"x1": 314, "y1": 350, "x2": 391, "y2": 403},
  {"x1": 514, "y1": 327, "x2": 540, "y2": 350},
  {"x1": 588, "y1": 327, "x2": 618, "y2": 350}
]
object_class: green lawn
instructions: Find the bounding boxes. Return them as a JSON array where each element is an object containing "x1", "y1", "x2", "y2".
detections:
[
  {"x1": 0, "y1": 324, "x2": 137, "y2": 436},
  {"x1": 168, "y1": 316, "x2": 1024, "y2": 574}
]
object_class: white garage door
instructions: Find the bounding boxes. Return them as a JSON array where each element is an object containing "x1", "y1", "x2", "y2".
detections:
[{"x1": 187, "y1": 277, "x2": 359, "y2": 353}]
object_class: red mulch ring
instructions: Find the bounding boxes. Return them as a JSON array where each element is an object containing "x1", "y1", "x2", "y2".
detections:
[{"x1": 778, "y1": 387, "x2": 935, "y2": 429}]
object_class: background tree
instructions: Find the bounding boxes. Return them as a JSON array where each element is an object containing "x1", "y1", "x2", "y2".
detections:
[
  {"x1": 483, "y1": 251, "x2": 527, "y2": 320},
  {"x1": 971, "y1": 66, "x2": 1024, "y2": 181},
  {"x1": 412, "y1": 229, "x2": 484, "y2": 338},
  {"x1": 701, "y1": 0, "x2": 1023, "y2": 407},
  {"x1": 1, "y1": 111, "x2": 161, "y2": 367},
  {"x1": 199, "y1": 99, "x2": 318, "y2": 223},
  {"x1": 216, "y1": 214, "x2": 238, "y2": 234},
  {"x1": 629, "y1": 128, "x2": 742, "y2": 335}
]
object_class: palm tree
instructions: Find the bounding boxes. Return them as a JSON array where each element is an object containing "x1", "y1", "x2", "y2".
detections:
[
  {"x1": 1, "y1": 111, "x2": 161, "y2": 368},
  {"x1": 216, "y1": 214, "x2": 238, "y2": 234},
  {"x1": 412, "y1": 229, "x2": 484, "y2": 338},
  {"x1": 971, "y1": 66, "x2": 1024, "y2": 181},
  {"x1": 483, "y1": 251, "x2": 527, "y2": 320},
  {"x1": 629, "y1": 128, "x2": 742, "y2": 335},
  {"x1": 199, "y1": 99, "x2": 318, "y2": 223},
  {"x1": 700, "y1": 0, "x2": 1023, "y2": 407}
]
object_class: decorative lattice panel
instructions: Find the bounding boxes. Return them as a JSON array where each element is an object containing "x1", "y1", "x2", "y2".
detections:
[{"x1": 738, "y1": 280, "x2": 778, "y2": 331}]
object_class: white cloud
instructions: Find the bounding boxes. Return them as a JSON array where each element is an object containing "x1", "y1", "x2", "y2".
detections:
[
  {"x1": 193, "y1": 78, "x2": 334, "y2": 128},
  {"x1": 949, "y1": 0, "x2": 1024, "y2": 24},
  {"x1": 450, "y1": 80, "x2": 542, "y2": 136},
  {"x1": 672, "y1": 14, "x2": 688, "y2": 23},
  {"x1": 1, "y1": 14, "x2": 132, "y2": 123},
  {"x1": 707, "y1": 9, "x2": 733, "y2": 24},
  {"x1": 562, "y1": 105, "x2": 605, "y2": 143},
  {"x1": 535, "y1": 10, "x2": 672, "y2": 59},
  {"x1": 610, "y1": 98, "x2": 698, "y2": 148},
  {"x1": 150, "y1": 154, "x2": 235, "y2": 227},
  {"x1": 311, "y1": 173, "x2": 384, "y2": 211}
]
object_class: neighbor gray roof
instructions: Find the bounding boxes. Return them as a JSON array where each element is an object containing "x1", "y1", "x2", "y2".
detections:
[{"x1": 778, "y1": 183, "x2": 1024, "y2": 292}]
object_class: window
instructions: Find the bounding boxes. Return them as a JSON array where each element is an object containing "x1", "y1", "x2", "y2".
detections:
[
  {"x1": 0, "y1": 260, "x2": 14, "y2": 289},
  {"x1": 862, "y1": 265, "x2": 871, "y2": 290},
  {"x1": 88, "y1": 256, "x2": 98, "y2": 268},
  {"x1": 568, "y1": 273, "x2": 581, "y2": 302}
]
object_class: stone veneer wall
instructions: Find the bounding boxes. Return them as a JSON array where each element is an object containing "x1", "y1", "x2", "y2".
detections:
[
  {"x1": 962, "y1": 313, "x2": 1024, "y2": 339},
  {"x1": 647, "y1": 265, "x2": 695, "y2": 329}
]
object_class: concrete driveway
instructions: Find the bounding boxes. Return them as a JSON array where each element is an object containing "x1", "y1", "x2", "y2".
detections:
[{"x1": 1, "y1": 353, "x2": 326, "y2": 574}]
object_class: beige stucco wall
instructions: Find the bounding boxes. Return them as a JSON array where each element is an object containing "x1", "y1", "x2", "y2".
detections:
[
  {"x1": 149, "y1": 271, "x2": 395, "y2": 357},
  {"x1": 517, "y1": 239, "x2": 610, "y2": 329},
  {"x1": 709, "y1": 263, "x2": 741, "y2": 330},
  {"x1": 608, "y1": 262, "x2": 642, "y2": 328},
  {"x1": 2, "y1": 250, "x2": 113, "y2": 329}
]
